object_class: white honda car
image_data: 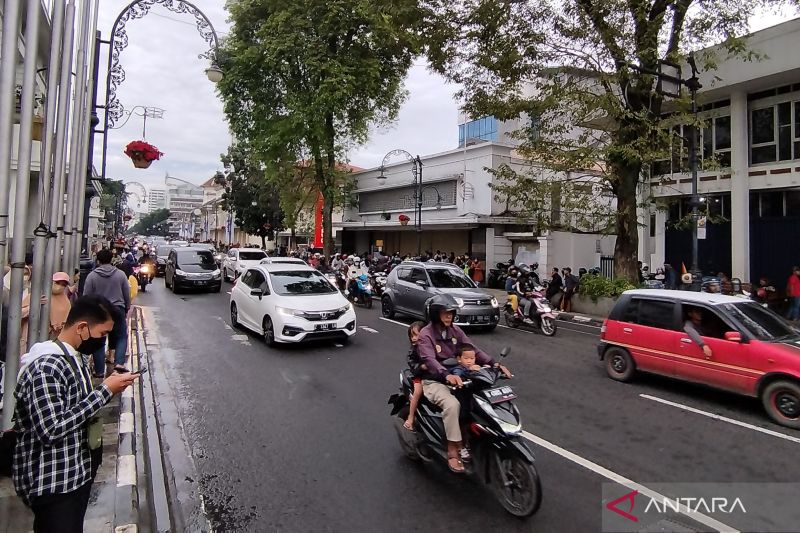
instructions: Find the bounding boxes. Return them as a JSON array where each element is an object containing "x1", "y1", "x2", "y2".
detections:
[
  {"x1": 230, "y1": 263, "x2": 357, "y2": 346},
  {"x1": 222, "y1": 248, "x2": 268, "y2": 281}
]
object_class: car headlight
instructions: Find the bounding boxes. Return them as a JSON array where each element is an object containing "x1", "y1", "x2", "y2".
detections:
[
  {"x1": 454, "y1": 297, "x2": 464, "y2": 307},
  {"x1": 212, "y1": 269, "x2": 221, "y2": 278},
  {"x1": 175, "y1": 269, "x2": 187, "y2": 277},
  {"x1": 276, "y1": 306, "x2": 305, "y2": 317},
  {"x1": 339, "y1": 304, "x2": 352, "y2": 314},
  {"x1": 490, "y1": 297, "x2": 499, "y2": 308}
]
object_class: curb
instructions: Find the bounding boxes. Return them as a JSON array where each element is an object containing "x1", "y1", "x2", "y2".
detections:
[
  {"x1": 554, "y1": 311, "x2": 604, "y2": 328},
  {"x1": 113, "y1": 311, "x2": 142, "y2": 533}
]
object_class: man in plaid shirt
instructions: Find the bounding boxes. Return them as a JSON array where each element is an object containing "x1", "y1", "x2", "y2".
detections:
[{"x1": 12, "y1": 295, "x2": 138, "y2": 532}]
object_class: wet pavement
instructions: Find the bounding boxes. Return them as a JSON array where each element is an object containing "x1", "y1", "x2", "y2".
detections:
[{"x1": 138, "y1": 280, "x2": 800, "y2": 532}]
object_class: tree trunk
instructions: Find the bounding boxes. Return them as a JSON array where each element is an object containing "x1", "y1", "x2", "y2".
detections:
[
  {"x1": 290, "y1": 225, "x2": 296, "y2": 250},
  {"x1": 322, "y1": 194, "x2": 334, "y2": 258},
  {"x1": 261, "y1": 234, "x2": 266, "y2": 250},
  {"x1": 612, "y1": 163, "x2": 640, "y2": 281}
]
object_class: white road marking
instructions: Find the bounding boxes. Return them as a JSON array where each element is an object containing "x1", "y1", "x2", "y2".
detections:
[
  {"x1": 521, "y1": 430, "x2": 739, "y2": 532},
  {"x1": 360, "y1": 326, "x2": 379, "y2": 333},
  {"x1": 334, "y1": 343, "x2": 344, "y2": 348},
  {"x1": 379, "y1": 317, "x2": 409, "y2": 327},
  {"x1": 497, "y1": 323, "x2": 597, "y2": 337},
  {"x1": 640, "y1": 394, "x2": 800, "y2": 445},
  {"x1": 231, "y1": 334, "x2": 251, "y2": 346}
]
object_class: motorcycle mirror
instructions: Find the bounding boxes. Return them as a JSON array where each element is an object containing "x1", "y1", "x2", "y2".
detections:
[{"x1": 500, "y1": 347, "x2": 511, "y2": 358}]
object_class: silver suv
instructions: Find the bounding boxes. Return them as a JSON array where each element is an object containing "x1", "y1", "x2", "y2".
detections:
[{"x1": 381, "y1": 261, "x2": 500, "y2": 330}]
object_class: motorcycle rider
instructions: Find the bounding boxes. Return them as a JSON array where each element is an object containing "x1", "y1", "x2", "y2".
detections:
[
  {"x1": 417, "y1": 295, "x2": 511, "y2": 473},
  {"x1": 505, "y1": 266, "x2": 519, "y2": 294},
  {"x1": 346, "y1": 257, "x2": 366, "y2": 295},
  {"x1": 331, "y1": 253, "x2": 343, "y2": 271},
  {"x1": 514, "y1": 264, "x2": 536, "y2": 325}
]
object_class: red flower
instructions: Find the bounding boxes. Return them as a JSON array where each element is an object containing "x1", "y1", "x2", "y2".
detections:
[
  {"x1": 398, "y1": 214, "x2": 410, "y2": 222},
  {"x1": 124, "y1": 140, "x2": 164, "y2": 162}
]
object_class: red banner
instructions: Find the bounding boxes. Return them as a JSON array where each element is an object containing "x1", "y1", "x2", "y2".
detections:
[{"x1": 313, "y1": 192, "x2": 323, "y2": 248}]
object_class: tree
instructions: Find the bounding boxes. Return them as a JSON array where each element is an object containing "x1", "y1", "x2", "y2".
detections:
[
  {"x1": 128, "y1": 208, "x2": 171, "y2": 236},
  {"x1": 215, "y1": 144, "x2": 284, "y2": 250},
  {"x1": 271, "y1": 161, "x2": 320, "y2": 250},
  {"x1": 424, "y1": 0, "x2": 795, "y2": 280},
  {"x1": 218, "y1": 0, "x2": 423, "y2": 257},
  {"x1": 100, "y1": 179, "x2": 128, "y2": 237}
]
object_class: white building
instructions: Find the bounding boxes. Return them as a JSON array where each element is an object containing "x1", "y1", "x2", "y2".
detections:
[
  {"x1": 641, "y1": 18, "x2": 800, "y2": 285},
  {"x1": 147, "y1": 187, "x2": 167, "y2": 212},
  {"x1": 198, "y1": 176, "x2": 262, "y2": 246},
  {"x1": 164, "y1": 175, "x2": 204, "y2": 237}
]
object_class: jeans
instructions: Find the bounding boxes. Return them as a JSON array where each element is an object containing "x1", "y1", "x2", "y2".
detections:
[
  {"x1": 92, "y1": 306, "x2": 128, "y2": 374},
  {"x1": 788, "y1": 297, "x2": 800, "y2": 321},
  {"x1": 519, "y1": 297, "x2": 532, "y2": 318}
]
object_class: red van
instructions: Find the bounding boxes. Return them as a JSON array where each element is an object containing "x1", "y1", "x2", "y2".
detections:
[{"x1": 598, "y1": 289, "x2": 800, "y2": 428}]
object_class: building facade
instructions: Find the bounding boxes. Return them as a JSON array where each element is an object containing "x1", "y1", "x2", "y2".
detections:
[
  {"x1": 147, "y1": 187, "x2": 167, "y2": 212},
  {"x1": 641, "y1": 18, "x2": 800, "y2": 285}
]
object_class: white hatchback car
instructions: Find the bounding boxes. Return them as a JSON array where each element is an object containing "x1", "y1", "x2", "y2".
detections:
[
  {"x1": 222, "y1": 248, "x2": 268, "y2": 281},
  {"x1": 230, "y1": 264, "x2": 357, "y2": 346}
]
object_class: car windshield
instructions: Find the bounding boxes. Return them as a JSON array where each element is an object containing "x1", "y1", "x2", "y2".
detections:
[
  {"x1": 177, "y1": 251, "x2": 216, "y2": 268},
  {"x1": 723, "y1": 302, "x2": 797, "y2": 341},
  {"x1": 427, "y1": 268, "x2": 475, "y2": 289},
  {"x1": 239, "y1": 251, "x2": 267, "y2": 261},
  {"x1": 269, "y1": 270, "x2": 337, "y2": 296},
  {"x1": 156, "y1": 245, "x2": 174, "y2": 257}
]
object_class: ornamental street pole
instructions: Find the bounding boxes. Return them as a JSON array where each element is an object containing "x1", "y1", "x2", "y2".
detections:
[
  {"x1": 3, "y1": 0, "x2": 42, "y2": 430},
  {"x1": 28, "y1": 0, "x2": 67, "y2": 346}
]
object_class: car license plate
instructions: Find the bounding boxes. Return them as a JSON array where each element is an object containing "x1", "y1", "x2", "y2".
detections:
[
  {"x1": 194, "y1": 280, "x2": 206, "y2": 285},
  {"x1": 314, "y1": 323, "x2": 336, "y2": 331},
  {"x1": 472, "y1": 315, "x2": 489, "y2": 323},
  {"x1": 485, "y1": 386, "x2": 517, "y2": 404}
]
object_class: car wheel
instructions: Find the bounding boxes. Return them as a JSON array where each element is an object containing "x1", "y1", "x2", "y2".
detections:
[
  {"x1": 605, "y1": 346, "x2": 635, "y2": 382},
  {"x1": 230, "y1": 302, "x2": 240, "y2": 329},
  {"x1": 381, "y1": 296, "x2": 395, "y2": 319},
  {"x1": 262, "y1": 316, "x2": 277, "y2": 347},
  {"x1": 762, "y1": 380, "x2": 800, "y2": 428}
]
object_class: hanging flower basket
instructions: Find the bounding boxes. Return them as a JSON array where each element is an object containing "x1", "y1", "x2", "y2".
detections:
[
  {"x1": 124, "y1": 140, "x2": 163, "y2": 169},
  {"x1": 398, "y1": 214, "x2": 410, "y2": 226}
]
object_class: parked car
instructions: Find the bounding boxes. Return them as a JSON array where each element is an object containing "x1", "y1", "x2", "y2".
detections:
[
  {"x1": 164, "y1": 247, "x2": 222, "y2": 293},
  {"x1": 599, "y1": 289, "x2": 800, "y2": 428},
  {"x1": 222, "y1": 248, "x2": 268, "y2": 281},
  {"x1": 381, "y1": 261, "x2": 500, "y2": 330},
  {"x1": 155, "y1": 243, "x2": 176, "y2": 276},
  {"x1": 230, "y1": 263, "x2": 357, "y2": 346},
  {"x1": 260, "y1": 257, "x2": 306, "y2": 265}
]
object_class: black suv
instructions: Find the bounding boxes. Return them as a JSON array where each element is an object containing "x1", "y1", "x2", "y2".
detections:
[
  {"x1": 381, "y1": 261, "x2": 500, "y2": 330},
  {"x1": 165, "y1": 247, "x2": 222, "y2": 293}
]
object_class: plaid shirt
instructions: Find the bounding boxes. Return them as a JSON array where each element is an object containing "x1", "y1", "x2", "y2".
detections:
[{"x1": 12, "y1": 344, "x2": 112, "y2": 505}]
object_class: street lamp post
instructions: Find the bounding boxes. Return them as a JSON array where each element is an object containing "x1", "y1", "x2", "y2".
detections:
[{"x1": 377, "y1": 149, "x2": 424, "y2": 257}]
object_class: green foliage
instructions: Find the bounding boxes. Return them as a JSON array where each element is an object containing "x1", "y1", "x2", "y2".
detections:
[
  {"x1": 100, "y1": 179, "x2": 128, "y2": 222},
  {"x1": 422, "y1": 0, "x2": 795, "y2": 280},
  {"x1": 218, "y1": 0, "x2": 423, "y2": 255},
  {"x1": 216, "y1": 144, "x2": 284, "y2": 248},
  {"x1": 577, "y1": 275, "x2": 637, "y2": 301},
  {"x1": 129, "y1": 209, "x2": 171, "y2": 236}
]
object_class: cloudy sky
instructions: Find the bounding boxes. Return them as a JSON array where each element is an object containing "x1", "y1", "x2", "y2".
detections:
[{"x1": 95, "y1": 2, "x2": 793, "y2": 210}]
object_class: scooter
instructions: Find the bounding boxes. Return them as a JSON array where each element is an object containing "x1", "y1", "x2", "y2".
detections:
[
  {"x1": 503, "y1": 290, "x2": 557, "y2": 336},
  {"x1": 388, "y1": 347, "x2": 542, "y2": 518},
  {"x1": 347, "y1": 273, "x2": 373, "y2": 309},
  {"x1": 135, "y1": 263, "x2": 154, "y2": 293},
  {"x1": 370, "y1": 271, "x2": 387, "y2": 298}
]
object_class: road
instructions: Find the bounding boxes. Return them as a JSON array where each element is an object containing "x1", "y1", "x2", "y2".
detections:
[{"x1": 136, "y1": 280, "x2": 800, "y2": 532}]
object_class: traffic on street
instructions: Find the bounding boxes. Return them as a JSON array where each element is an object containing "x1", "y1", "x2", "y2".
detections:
[{"x1": 136, "y1": 274, "x2": 800, "y2": 532}]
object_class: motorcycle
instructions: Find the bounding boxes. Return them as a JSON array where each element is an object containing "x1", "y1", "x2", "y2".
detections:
[
  {"x1": 503, "y1": 289, "x2": 557, "y2": 336},
  {"x1": 135, "y1": 263, "x2": 154, "y2": 292},
  {"x1": 370, "y1": 271, "x2": 387, "y2": 297},
  {"x1": 388, "y1": 347, "x2": 542, "y2": 518},
  {"x1": 347, "y1": 273, "x2": 373, "y2": 308},
  {"x1": 487, "y1": 262, "x2": 511, "y2": 290}
]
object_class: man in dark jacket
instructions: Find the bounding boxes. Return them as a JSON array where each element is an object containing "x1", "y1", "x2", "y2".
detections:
[{"x1": 83, "y1": 249, "x2": 130, "y2": 376}]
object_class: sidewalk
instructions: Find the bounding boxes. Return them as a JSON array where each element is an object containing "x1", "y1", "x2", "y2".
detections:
[
  {"x1": 0, "y1": 311, "x2": 145, "y2": 533},
  {"x1": 484, "y1": 288, "x2": 605, "y2": 328}
]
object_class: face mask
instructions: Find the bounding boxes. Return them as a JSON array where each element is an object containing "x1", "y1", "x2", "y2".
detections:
[
  {"x1": 77, "y1": 325, "x2": 106, "y2": 355},
  {"x1": 52, "y1": 284, "x2": 66, "y2": 295}
]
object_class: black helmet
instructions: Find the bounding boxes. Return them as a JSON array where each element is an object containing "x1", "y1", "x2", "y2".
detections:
[
  {"x1": 427, "y1": 294, "x2": 460, "y2": 324},
  {"x1": 518, "y1": 263, "x2": 532, "y2": 276}
]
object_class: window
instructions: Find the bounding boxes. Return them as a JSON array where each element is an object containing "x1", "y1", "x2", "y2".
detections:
[
  {"x1": 631, "y1": 299, "x2": 676, "y2": 329},
  {"x1": 750, "y1": 99, "x2": 800, "y2": 164},
  {"x1": 652, "y1": 115, "x2": 731, "y2": 177},
  {"x1": 724, "y1": 302, "x2": 796, "y2": 341},
  {"x1": 408, "y1": 268, "x2": 428, "y2": 284},
  {"x1": 176, "y1": 250, "x2": 215, "y2": 268},
  {"x1": 395, "y1": 267, "x2": 411, "y2": 281},
  {"x1": 238, "y1": 250, "x2": 267, "y2": 261},
  {"x1": 240, "y1": 269, "x2": 255, "y2": 287},
  {"x1": 268, "y1": 270, "x2": 337, "y2": 295},
  {"x1": 459, "y1": 116, "x2": 499, "y2": 146},
  {"x1": 681, "y1": 305, "x2": 731, "y2": 339},
  {"x1": 760, "y1": 191, "x2": 784, "y2": 217},
  {"x1": 427, "y1": 267, "x2": 474, "y2": 288}
]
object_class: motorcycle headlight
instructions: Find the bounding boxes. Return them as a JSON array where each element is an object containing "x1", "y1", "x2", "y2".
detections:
[
  {"x1": 365, "y1": 283, "x2": 372, "y2": 291},
  {"x1": 454, "y1": 297, "x2": 465, "y2": 307},
  {"x1": 175, "y1": 269, "x2": 187, "y2": 277},
  {"x1": 542, "y1": 306, "x2": 552, "y2": 313},
  {"x1": 490, "y1": 297, "x2": 499, "y2": 308},
  {"x1": 140, "y1": 265, "x2": 151, "y2": 273}
]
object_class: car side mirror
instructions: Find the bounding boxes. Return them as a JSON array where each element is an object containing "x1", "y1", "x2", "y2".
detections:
[
  {"x1": 250, "y1": 288, "x2": 263, "y2": 299},
  {"x1": 500, "y1": 346, "x2": 511, "y2": 358},
  {"x1": 415, "y1": 279, "x2": 428, "y2": 288},
  {"x1": 724, "y1": 331, "x2": 742, "y2": 343}
]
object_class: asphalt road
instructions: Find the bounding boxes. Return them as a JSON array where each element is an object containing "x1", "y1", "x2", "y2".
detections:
[{"x1": 136, "y1": 279, "x2": 800, "y2": 533}]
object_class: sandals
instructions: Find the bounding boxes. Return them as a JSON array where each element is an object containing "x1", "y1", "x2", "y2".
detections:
[{"x1": 448, "y1": 456, "x2": 465, "y2": 474}]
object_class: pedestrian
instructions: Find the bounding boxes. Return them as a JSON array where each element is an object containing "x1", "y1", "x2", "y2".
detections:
[
  {"x1": 469, "y1": 257, "x2": 484, "y2": 287},
  {"x1": 12, "y1": 295, "x2": 139, "y2": 533},
  {"x1": 785, "y1": 266, "x2": 800, "y2": 321},
  {"x1": 546, "y1": 267, "x2": 563, "y2": 302},
  {"x1": 49, "y1": 272, "x2": 72, "y2": 339},
  {"x1": 82, "y1": 249, "x2": 131, "y2": 377},
  {"x1": 560, "y1": 267, "x2": 579, "y2": 312},
  {"x1": 664, "y1": 263, "x2": 677, "y2": 290}
]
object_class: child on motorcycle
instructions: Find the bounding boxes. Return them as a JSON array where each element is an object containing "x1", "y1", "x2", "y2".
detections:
[
  {"x1": 449, "y1": 347, "x2": 484, "y2": 378},
  {"x1": 403, "y1": 321, "x2": 428, "y2": 431}
]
